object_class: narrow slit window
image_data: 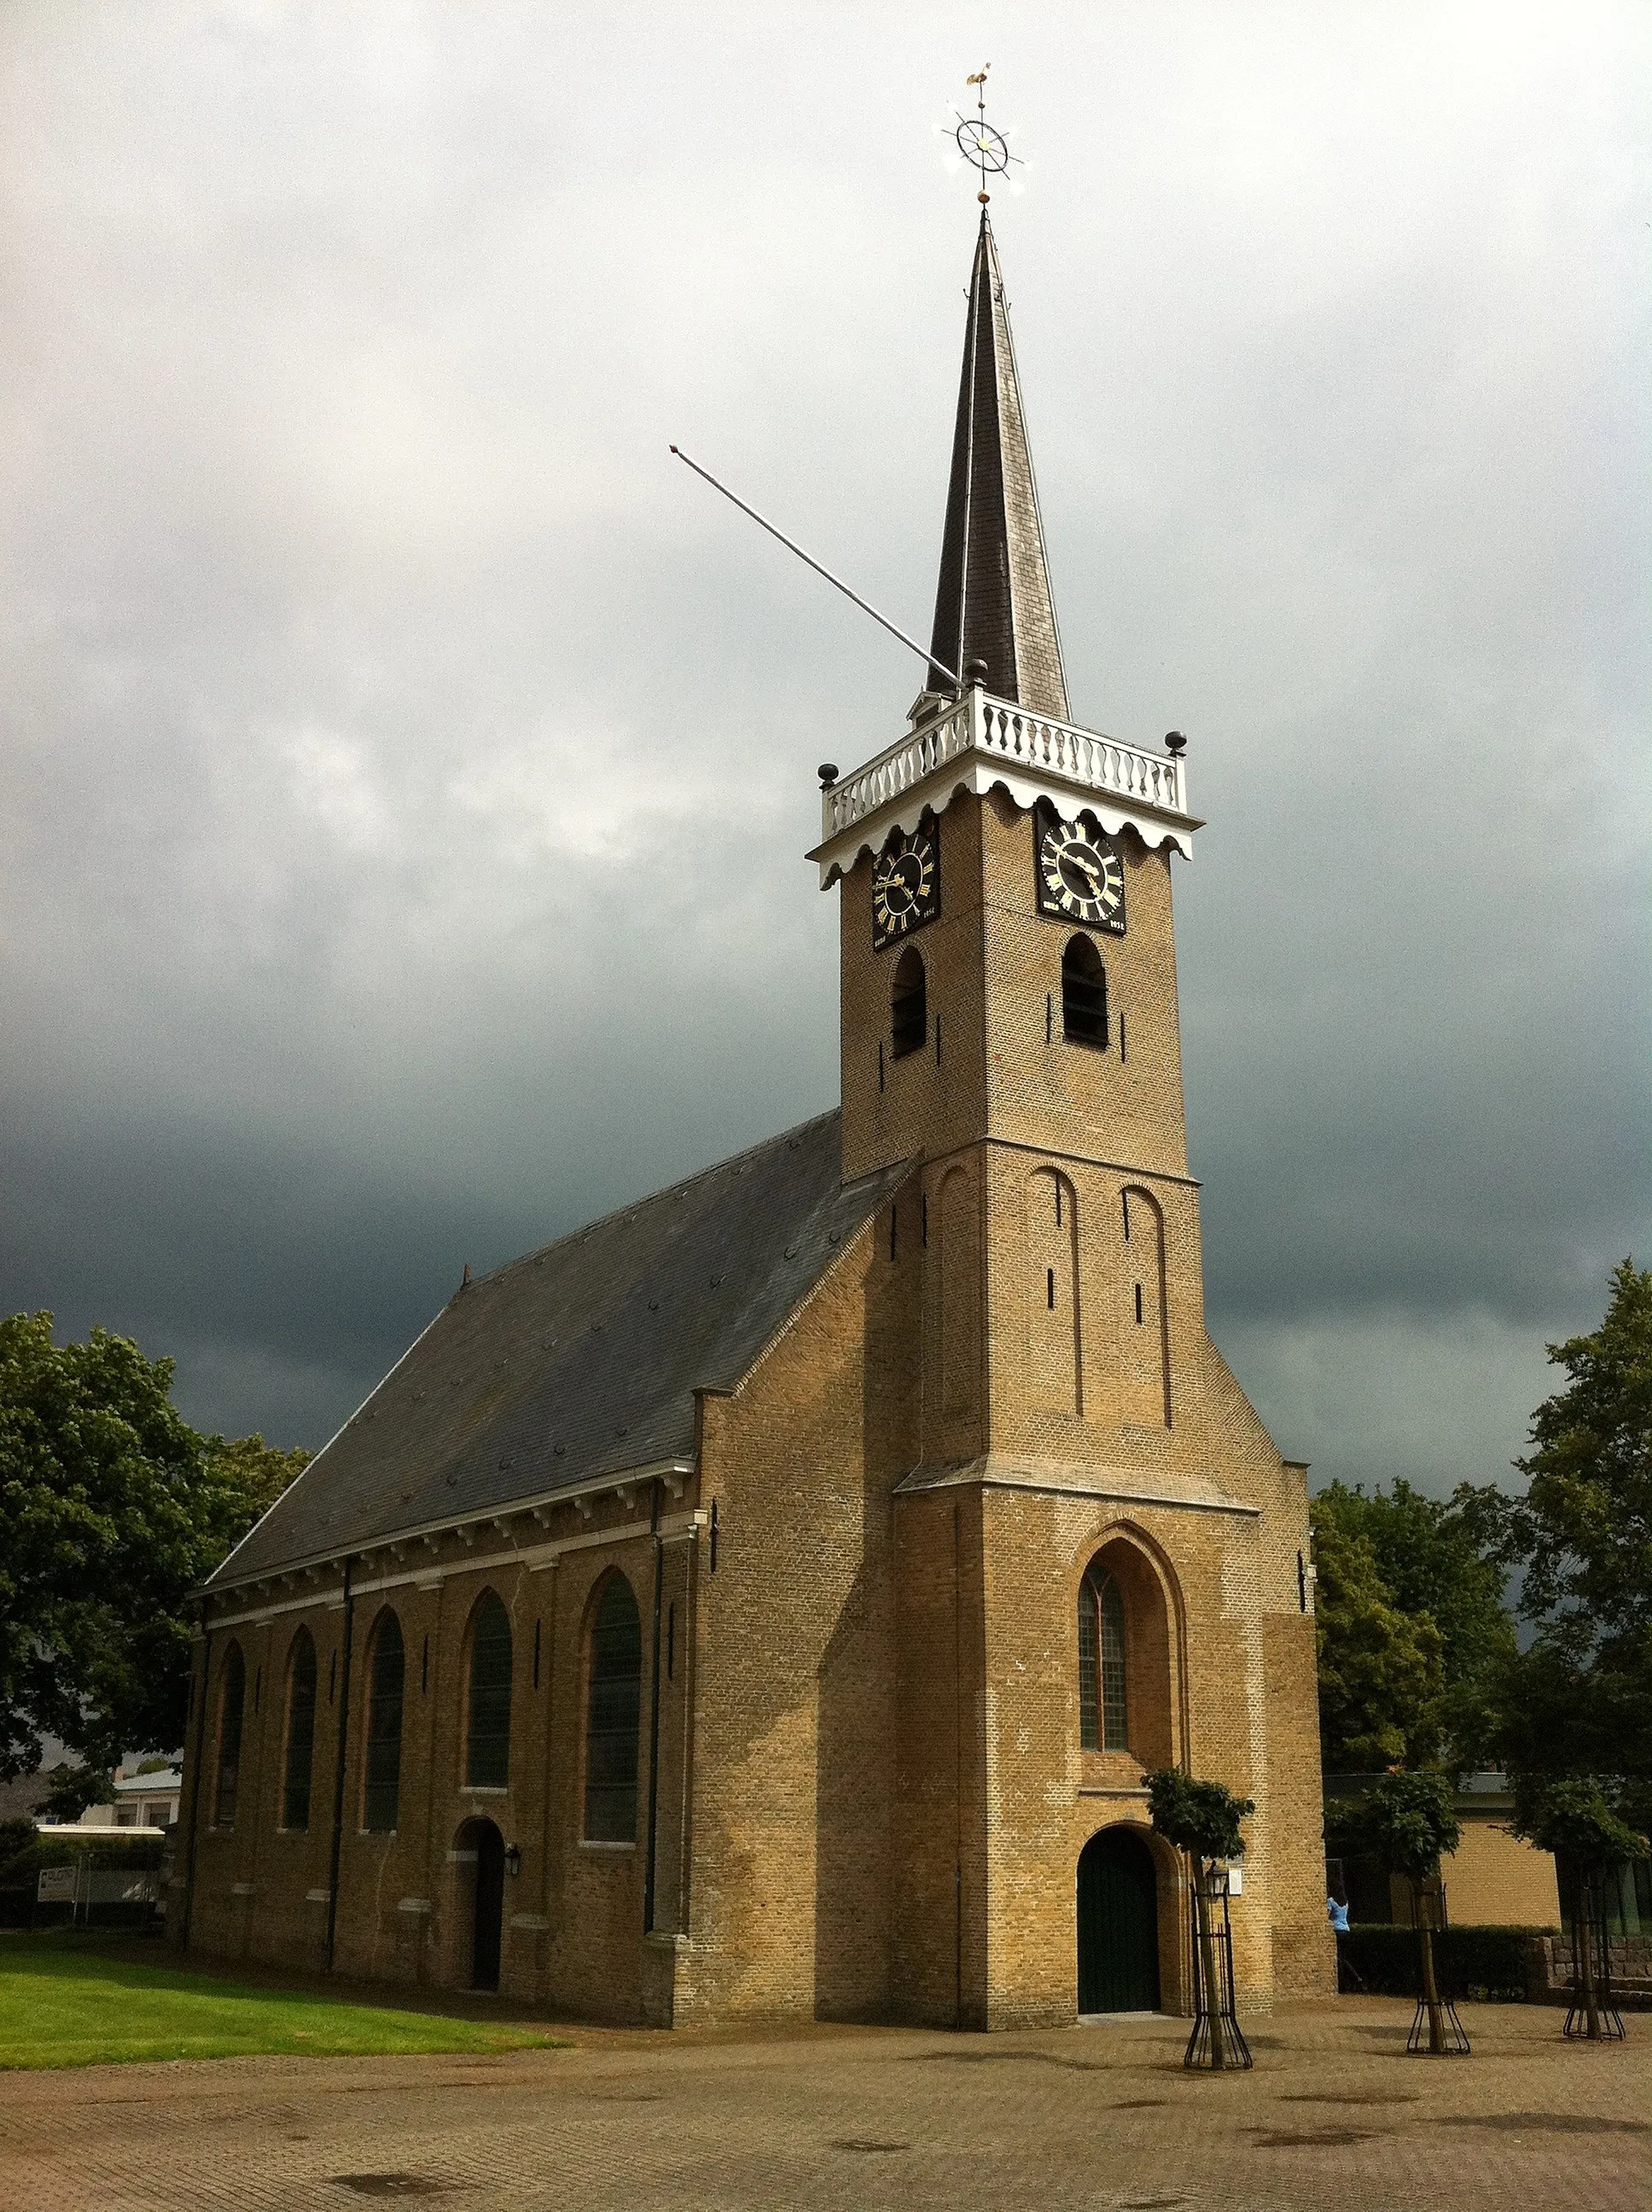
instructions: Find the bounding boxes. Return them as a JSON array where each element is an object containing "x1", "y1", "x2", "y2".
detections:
[
  {"x1": 1135, "y1": 1283, "x2": 1144, "y2": 1324},
  {"x1": 1061, "y1": 935, "x2": 1108, "y2": 1050},
  {"x1": 1046, "y1": 1267, "x2": 1056, "y2": 1308},
  {"x1": 891, "y1": 948, "x2": 927, "y2": 1059}
]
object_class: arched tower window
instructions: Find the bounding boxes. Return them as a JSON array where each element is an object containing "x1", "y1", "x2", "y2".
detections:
[
  {"x1": 281, "y1": 1628, "x2": 317, "y2": 1831},
  {"x1": 466, "y1": 1591, "x2": 514, "y2": 1790},
  {"x1": 1062, "y1": 934, "x2": 1108, "y2": 1049},
  {"x1": 891, "y1": 947, "x2": 927, "y2": 1059},
  {"x1": 1078, "y1": 1565, "x2": 1128, "y2": 1752},
  {"x1": 584, "y1": 1575, "x2": 642, "y2": 1842},
  {"x1": 363, "y1": 1610, "x2": 404, "y2": 1833},
  {"x1": 212, "y1": 1642, "x2": 246, "y2": 1829}
]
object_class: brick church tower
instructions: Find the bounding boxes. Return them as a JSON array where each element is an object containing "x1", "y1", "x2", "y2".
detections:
[
  {"x1": 811, "y1": 208, "x2": 1334, "y2": 2023},
  {"x1": 175, "y1": 201, "x2": 1331, "y2": 2034}
]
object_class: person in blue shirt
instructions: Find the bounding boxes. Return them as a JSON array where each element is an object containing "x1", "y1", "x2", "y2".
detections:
[{"x1": 1327, "y1": 1894, "x2": 1351, "y2": 1933}]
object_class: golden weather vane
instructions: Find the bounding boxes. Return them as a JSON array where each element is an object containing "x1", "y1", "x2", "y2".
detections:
[{"x1": 955, "y1": 64, "x2": 1021, "y2": 204}]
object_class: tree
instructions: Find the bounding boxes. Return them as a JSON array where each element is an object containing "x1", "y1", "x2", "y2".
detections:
[
  {"x1": 1492, "y1": 1262, "x2": 1652, "y2": 1800},
  {"x1": 1310, "y1": 1503, "x2": 1446, "y2": 1771},
  {"x1": 1144, "y1": 1769, "x2": 1254, "y2": 2071},
  {"x1": 1314, "y1": 1479, "x2": 1515, "y2": 1772},
  {"x1": 1358, "y1": 1771, "x2": 1463, "y2": 2056},
  {"x1": 1510, "y1": 1776, "x2": 1649, "y2": 2040},
  {"x1": 0, "y1": 1312, "x2": 309, "y2": 1808}
]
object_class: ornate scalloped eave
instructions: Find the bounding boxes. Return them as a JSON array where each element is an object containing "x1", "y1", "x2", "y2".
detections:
[{"x1": 807, "y1": 689, "x2": 1201, "y2": 887}]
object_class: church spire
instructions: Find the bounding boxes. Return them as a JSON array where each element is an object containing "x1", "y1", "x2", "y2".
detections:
[{"x1": 928, "y1": 211, "x2": 1069, "y2": 720}]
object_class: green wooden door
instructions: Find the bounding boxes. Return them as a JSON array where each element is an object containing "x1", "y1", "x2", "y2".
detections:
[{"x1": 1077, "y1": 1827, "x2": 1160, "y2": 2013}]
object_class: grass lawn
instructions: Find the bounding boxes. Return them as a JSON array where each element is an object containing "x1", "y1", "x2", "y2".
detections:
[{"x1": 0, "y1": 1932, "x2": 564, "y2": 2070}]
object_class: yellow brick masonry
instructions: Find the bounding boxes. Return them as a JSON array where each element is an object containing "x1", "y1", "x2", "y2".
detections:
[{"x1": 177, "y1": 781, "x2": 1333, "y2": 2025}]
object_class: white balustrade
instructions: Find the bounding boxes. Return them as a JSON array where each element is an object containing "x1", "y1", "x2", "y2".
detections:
[{"x1": 822, "y1": 690, "x2": 1187, "y2": 841}]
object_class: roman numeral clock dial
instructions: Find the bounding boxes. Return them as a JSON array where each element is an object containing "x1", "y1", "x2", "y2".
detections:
[
  {"x1": 871, "y1": 828, "x2": 939, "y2": 950},
  {"x1": 1038, "y1": 814, "x2": 1126, "y2": 932}
]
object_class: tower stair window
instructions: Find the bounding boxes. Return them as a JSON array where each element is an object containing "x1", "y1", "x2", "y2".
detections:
[
  {"x1": 891, "y1": 948, "x2": 928, "y2": 1059},
  {"x1": 1062, "y1": 935, "x2": 1108, "y2": 1049}
]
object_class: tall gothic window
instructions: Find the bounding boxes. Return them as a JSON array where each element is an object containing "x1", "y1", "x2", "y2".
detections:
[
  {"x1": 281, "y1": 1628, "x2": 317, "y2": 1831},
  {"x1": 466, "y1": 1592, "x2": 514, "y2": 1790},
  {"x1": 363, "y1": 1610, "x2": 404, "y2": 1833},
  {"x1": 1078, "y1": 1564, "x2": 1128, "y2": 1752},
  {"x1": 1062, "y1": 934, "x2": 1108, "y2": 1049},
  {"x1": 891, "y1": 947, "x2": 927, "y2": 1058},
  {"x1": 212, "y1": 1642, "x2": 246, "y2": 1828},
  {"x1": 584, "y1": 1575, "x2": 642, "y2": 1842}
]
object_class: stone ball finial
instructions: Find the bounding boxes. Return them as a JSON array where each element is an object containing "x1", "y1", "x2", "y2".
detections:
[
  {"x1": 817, "y1": 762, "x2": 839, "y2": 789},
  {"x1": 1165, "y1": 731, "x2": 1187, "y2": 758},
  {"x1": 964, "y1": 658, "x2": 989, "y2": 690}
]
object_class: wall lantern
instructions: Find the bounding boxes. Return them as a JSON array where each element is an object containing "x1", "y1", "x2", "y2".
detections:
[{"x1": 503, "y1": 1843, "x2": 522, "y2": 1879}]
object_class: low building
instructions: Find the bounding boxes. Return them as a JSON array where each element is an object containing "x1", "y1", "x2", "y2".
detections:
[
  {"x1": 39, "y1": 1764, "x2": 183, "y2": 1837},
  {"x1": 1325, "y1": 1773, "x2": 1559, "y2": 1928}
]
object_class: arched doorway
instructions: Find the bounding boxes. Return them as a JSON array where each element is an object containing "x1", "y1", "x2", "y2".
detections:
[
  {"x1": 1077, "y1": 1826, "x2": 1160, "y2": 2014},
  {"x1": 455, "y1": 1818, "x2": 505, "y2": 1992}
]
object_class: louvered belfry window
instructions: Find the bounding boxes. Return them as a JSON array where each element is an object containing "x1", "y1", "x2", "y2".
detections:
[
  {"x1": 1062, "y1": 934, "x2": 1108, "y2": 1049},
  {"x1": 891, "y1": 947, "x2": 928, "y2": 1059},
  {"x1": 466, "y1": 1592, "x2": 514, "y2": 1789},
  {"x1": 584, "y1": 1575, "x2": 642, "y2": 1842},
  {"x1": 363, "y1": 1611, "x2": 404, "y2": 1832},
  {"x1": 281, "y1": 1629, "x2": 317, "y2": 1831},
  {"x1": 213, "y1": 1643, "x2": 246, "y2": 1829},
  {"x1": 1078, "y1": 1566, "x2": 1128, "y2": 1752}
]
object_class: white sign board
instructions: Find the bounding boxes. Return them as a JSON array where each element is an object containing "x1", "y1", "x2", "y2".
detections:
[{"x1": 36, "y1": 1866, "x2": 77, "y2": 1902}]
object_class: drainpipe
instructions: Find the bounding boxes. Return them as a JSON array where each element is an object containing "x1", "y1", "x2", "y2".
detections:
[
  {"x1": 323, "y1": 1557, "x2": 356, "y2": 1971},
  {"x1": 643, "y1": 1478, "x2": 665, "y2": 1934},
  {"x1": 178, "y1": 1619, "x2": 212, "y2": 1950}
]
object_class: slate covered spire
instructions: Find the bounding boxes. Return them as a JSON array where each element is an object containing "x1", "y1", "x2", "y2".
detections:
[{"x1": 928, "y1": 211, "x2": 1070, "y2": 720}]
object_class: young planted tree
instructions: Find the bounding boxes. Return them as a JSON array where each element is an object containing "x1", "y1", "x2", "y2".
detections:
[
  {"x1": 1143, "y1": 1769, "x2": 1254, "y2": 2070},
  {"x1": 1511, "y1": 1777, "x2": 1649, "y2": 2040},
  {"x1": 1358, "y1": 1771, "x2": 1464, "y2": 2055}
]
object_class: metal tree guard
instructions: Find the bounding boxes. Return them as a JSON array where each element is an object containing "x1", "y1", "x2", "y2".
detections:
[
  {"x1": 1563, "y1": 1866, "x2": 1626, "y2": 2041},
  {"x1": 1406, "y1": 1877, "x2": 1470, "y2": 2056},
  {"x1": 1184, "y1": 1860, "x2": 1252, "y2": 2070}
]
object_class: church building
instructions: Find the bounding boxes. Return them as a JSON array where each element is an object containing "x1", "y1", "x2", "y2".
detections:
[{"x1": 173, "y1": 206, "x2": 1335, "y2": 2028}]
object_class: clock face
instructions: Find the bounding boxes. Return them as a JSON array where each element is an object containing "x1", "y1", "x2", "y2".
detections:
[
  {"x1": 872, "y1": 828, "x2": 939, "y2": 949},
  {"x1": 1038, "y1": 815, "x2": 1126, "y2": 932}
]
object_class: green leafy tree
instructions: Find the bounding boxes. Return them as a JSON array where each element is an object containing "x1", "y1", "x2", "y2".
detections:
[
  {"x1": 1358, "y1": 1771, "x2": 1463, "y2": 2056},
  {"x1": 1310, "y1": 1504, "x2": 1446, "y2": 1771},
  {"x1": 1492, "y1": 1262, "x2": 1652, "y2": 1798},
  {"x1": 1314, "y1": 1479, "x2": 1515, "y2": 1771},
  {"x1": 0, "y1": 1312, "x2": 309, "y2": 1809}
]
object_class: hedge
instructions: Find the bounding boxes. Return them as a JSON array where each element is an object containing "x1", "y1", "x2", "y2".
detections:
[{"x1": 1337, "y1": 1924, "x2": 1556, "y2": 2002}]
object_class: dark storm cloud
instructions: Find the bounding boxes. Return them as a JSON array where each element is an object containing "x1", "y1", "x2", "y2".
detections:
[{"x1": 1, "y1": 3, "x2": 1647, "y2": 1498}]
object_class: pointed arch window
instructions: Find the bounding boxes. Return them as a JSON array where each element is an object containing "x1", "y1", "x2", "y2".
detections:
[
  {"x1": 1078, "y1": 1565, "x2": 1128, "y2": 1752},
  {"x1": 281, "y1": 1628, "x2": 318, "y2": 1831},
  {"x1": 212, "y1": 1642, "x2": 246, "y2": 1829},
  {"x1": 584, "y1": 1575, "x2": 642, "y2": 1842},
  {"x1": 363, "y1": 1611, "x2": 404, "y2": 1833},
  {"x1": 891, "y1": 947, "x2": 928, "y2": 1059},
  {"x1": 466, "y1": 1592, "x2": 514, "y2": 1790},
  {"x1": 1062, "y1": 934, "x2": 1108, "y2": 1049}
]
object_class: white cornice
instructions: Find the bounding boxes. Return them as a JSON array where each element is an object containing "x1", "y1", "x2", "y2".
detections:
[
  {"x1": 809, "y1": 689, "x2": 1201, "y2": 887},
  {"x1": 203, "y1": 1456, "x2": 695, "y2": 1609}
]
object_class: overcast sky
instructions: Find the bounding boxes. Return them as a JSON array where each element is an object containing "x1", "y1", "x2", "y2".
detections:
[{"x1": 2, "y1": 1, "x2": 1647, "y2": 1501}]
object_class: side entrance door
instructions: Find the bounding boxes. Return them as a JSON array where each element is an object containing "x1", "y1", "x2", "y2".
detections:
[{"x1": 1077, "y1": 1825, "x2": 1160, "y2": 2014}]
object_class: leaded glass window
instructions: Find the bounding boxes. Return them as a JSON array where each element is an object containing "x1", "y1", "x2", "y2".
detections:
[
  {"x1": 281, "y1": 1629, "x2": 317, "y2": 1831},
  {"x1": 584, "y1": 1576, "x2": 642, "y2": 1842},
  {"x1": 466, "y1": 1592, "x2": 513, "y2": 1790},
  {"x1": 1078, "y1": 1566, "x2": 1128, "y2": 1753},
  {"x1": 213, "y1": 1643, "x2": 245, "y2": 1828},
  {"x1": 363, "y1": 1611, "x2": 404, "y2": 1833}
]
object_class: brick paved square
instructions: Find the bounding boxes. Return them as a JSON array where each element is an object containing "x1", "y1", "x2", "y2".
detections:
[{"x1": 3, "y1": 1999, "x2": 1648, "y2": 2212}]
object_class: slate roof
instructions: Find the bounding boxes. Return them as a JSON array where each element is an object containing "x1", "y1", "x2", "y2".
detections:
[
  {"x1": 210, "y1": 1111, "x2": 909, "y2": 1587},
  {"x1": 928, "y1": 211, "x2": 1069, "y2": 720}
]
